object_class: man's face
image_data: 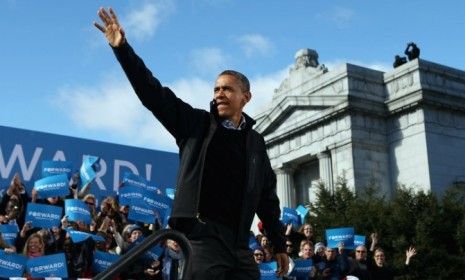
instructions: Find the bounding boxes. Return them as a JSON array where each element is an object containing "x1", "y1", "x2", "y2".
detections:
[
  {"x1": 302, "y1": 244, "x2": 313, "y2": 259},
  {"x1": 325, "y1": 248, "x2": 336, "y2": 261},
  {"x1": 355, "y1": 245, "x2": 367, "y2": 261},
  {"x1": 213, "y1": 74, "x2": 250, "y2": 122}
]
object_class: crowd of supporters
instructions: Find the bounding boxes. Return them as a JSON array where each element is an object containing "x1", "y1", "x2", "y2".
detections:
[{"x1": 0, "y1": 172, "x2": 417, "y2": 280}]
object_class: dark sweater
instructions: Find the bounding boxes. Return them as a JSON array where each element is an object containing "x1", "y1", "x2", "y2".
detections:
[{"x1": 198, "y1": 124, "x2": 247, "y2": 233}]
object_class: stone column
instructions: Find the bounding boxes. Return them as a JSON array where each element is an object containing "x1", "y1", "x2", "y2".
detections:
[
  {"x1": 318, "y1": 152, "x2": 333, "y2": 191},
  {"x1": 275, "y1": 167, "x2": 295, "y2": 208}
]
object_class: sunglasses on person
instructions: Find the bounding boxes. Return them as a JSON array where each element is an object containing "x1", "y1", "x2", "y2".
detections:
[{"x1": 254, "y1": 253, "x2": 264, "y2": 257}]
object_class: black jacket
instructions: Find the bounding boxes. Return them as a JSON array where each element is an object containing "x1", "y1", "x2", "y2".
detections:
[{"x1": 112, "y1": 42, "x2": 285, "y2": 252}]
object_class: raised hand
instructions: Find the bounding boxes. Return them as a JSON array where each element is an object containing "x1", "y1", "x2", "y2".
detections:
[
  {"x1": 405, "y1": 246, "x2": 417, "y2": 265},
  {"x1": 94, "y1": 7, "x2": 125, "y2": 47}
]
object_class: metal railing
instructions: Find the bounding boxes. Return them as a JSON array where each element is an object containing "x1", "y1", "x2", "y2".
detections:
[{"x1": 94, "y1": 229, "x2": 192, "y2": 280}]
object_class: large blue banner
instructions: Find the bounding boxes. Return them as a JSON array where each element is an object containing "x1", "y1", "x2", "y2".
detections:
[
  {"x1": 34, "y1": 173, "x2": 70, "y2": 198},
  {"x1": 0, "y1": 224, "x2": 19, "y2": 246},
  {"x1": 325, "y1": 227, "x2": 355, "y2": 249},
  {"x1": 27, "y1": 253, "x2": 68, "y2": 278},
  {"x1": 0, "y1": 250, "x2": 27, "y2": 277},
  {"x1": 41, "y1": 160, "x2": 73, "y2": 178},
  {"x1": 65, "y1": 199, "x2": 91, "y2": 224},
  {"x1": 260, "y1": 261, "x2": 281, "y2": 280},
  {"x1": 25, "y1": 203, "x2": 62, "y2": 228},
  {"x1": 93, "y1": 250, "x2": 120, "y2": 273},
  {"x1": 290, "y1": 259, "x2": 313, "y2": 280},
  {"x1": 0, "y1": 125, "x2": 178, "y2": 196}
]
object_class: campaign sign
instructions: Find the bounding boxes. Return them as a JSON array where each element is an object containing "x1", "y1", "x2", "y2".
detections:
[
  {"x1": 123, "y1": 172, "x2": 149, "y2": 189},
  {"x1": 27, "y1": 253, "x2": 68, "y2": 278},
  {"x1": 34, "y1": 174, "x2": 70, "y2": 199},
  {"x1": 129, "y1": 237, "x2": 164, "y2": 261},
  {"x1": 290, "y1": 259, "x2": 313, "y2": 280},
  {"x1": 282, "y1": 207, "x2": 300, "y2": 228},
  {"x1": 353, "y1": 235, "x2": 366, "y2": 248},
  {"x1": 65, "y1": 199, "x2": 91, "y2": 224},
  {"x1": 249, "y1": 235, "x2": 260, "y2": 250},
  {"x1": 80, "y1": 155, "x2": 100, "y2": 188},
  {"x1": 128, "y1": 204, "x2": 156, "y2": 224},
  {"x1": 118, "y1": 185, "x2": 145, "y2": 206},
  {"x1": 0, "y1": 250, "x2": 27, "y2": 277},
  {"x1": 140, "y1": 191, "x2": 173, "y2": 225},
  {"x1": 25, "y1": 203, "x2": 62, "y2": 228},
  {"x1": 66, "y1": 229, "x2": 104, "y2": 243},
  {"x1": 93, "y1": 250, "x2": 120, "y2": 273},
  {"x1": 165, "y1": 188, "x2": 175, "y2": 199},
  {"x1": 295, "y1": 205, "x2": 309, "y2": 225},
  {"x1": 325, "y1": 227, "x2": 355, "y2": 249},
  {"x1": 259, "y1": 261, "x2": 281, "y2": 280},
  {"x1": 0, "y1": 224, "x2": 19, "y2": 246},
  {"x1": 41, "y1": 160, "x2": 73, "y2": 178}
]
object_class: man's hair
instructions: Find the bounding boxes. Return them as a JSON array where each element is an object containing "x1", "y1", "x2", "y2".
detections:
[{"x1": 219, "y1": 70, "x2": 250, "y2": 92}]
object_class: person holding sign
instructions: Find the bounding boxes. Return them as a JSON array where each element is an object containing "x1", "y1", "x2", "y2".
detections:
[{"x1": 95, "y1": 7, "x2": 288, "y2": 279}]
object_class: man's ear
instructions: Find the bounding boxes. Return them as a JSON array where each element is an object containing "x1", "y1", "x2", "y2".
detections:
[{"x1": 243, "y1": 91, "x2": 252, "y2": 105}]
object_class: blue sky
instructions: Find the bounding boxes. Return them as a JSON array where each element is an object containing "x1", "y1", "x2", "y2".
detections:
[{"x1": 1, "y1": 0, "x2": 465, "y2": 153}]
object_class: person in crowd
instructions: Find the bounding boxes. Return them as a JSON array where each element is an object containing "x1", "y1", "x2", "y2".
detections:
[
  {"x1": 162, "y1": 239, "x2": 185, "y2": 280},
  {"x1": 113, "y1": 224, "x2": 144, "y2": 254},
  {"x1": 316, "y1": 243, "x2": 350, "y2": 280},
  {"x1": 296, "y1": 223, "x2": 315, "y2": 246},
  {"x1": 369, "y1": 247, "x2": 417, "y2": 280},
  {"x1": 253, "y1": 247, "x2": 265, "y2": 264},
  {"x1": 82, "y1": 194, "x2": 98, "y2": 221},
  {"x1": 94, "y1": 7, "x2": 288, "y2": 279},
  {"x1": 259, "y1": 235, "x2": 269, "y2": 248},
  {"x1": 285, "y1": 238, "x2": 298, "y2": 259},
  {"x1": 404, "y1": 42, "x2": 420, "y2": 61},
  {"x1": 263, "y1": 245, "x2": 275, "y2": 263},
  {"x1": 96, "y1": 196, "x2": 124, "y2": 234},
  {"x1": 22, "y1": 233, "x2": 45, "y2": 258},
  {"x1": 0, "y1": 173, "x2": 28, "y2": 229},
  {"x1": 299, "y1": 240, "x2": 314, "y2": 260},
  {"x1": 348, "y1": 245, "x2": 371, "y2": 280},
  {"x1": 314, "y1": 242, "x2": 325, "y2": 262}
]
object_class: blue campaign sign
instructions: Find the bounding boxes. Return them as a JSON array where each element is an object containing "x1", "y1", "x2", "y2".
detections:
[
  {"x1": 65, "y1": 199, "x2": 91, "y2": 224},
  {"x1": 0, "y1": 224, "x2": 19, "y2": 246},
  {"x1": 295, "y1": 205, "x2": 309, "y2": 225},
  {"x1": 128, "y1": 204, "x2": 156, "y2": 224},
  {"x1": 27, "y1": 253, "x2": 68, "y2": 278},
  {"x1": 259, "y1": 261, "x2": 281, "y2": 280},
  {"x1": 0, "y1": 250, "x2": 27, "y2": 277},
  {"x1": 41, "y1": 160, "x2": 73, "y2": 178},
  {"x1": 93, "y1": 250, "x2": 120, "y2": 273},
  {"x1": 118, "y1": 185, "x2": 145, "y2": 206},
  {"x1": 282, "y1": 207, "x2": 301, "y2": 228},
  {"x1": 325, "y1": 227, "x2": 355, "y2": 249},
  {"x1": 80, "y1": 155, "x2": 100, "y2": 188},
  {"x1": 140, "y1": 191, "x2": 173, "y2": 224},
  {"x1": 25, "y1": 203, "x2": 62, "y2": 228},
  {"x1": 34, "y1": 174, "x2": 70, "y2": 198},
  {"x1": 290, "y1": 259, "x2": 313, "y2": 280},
  {"x1": 66, "y1": 229, "x2": 104, "y2": 243},
  {"x1": 353, "y1": 235, "x2": 366, "y2": 248},
  {"x1": 0, "y1": 125, "x2": 178, "y2": 196},
  {"x1": 123, "y1": 171, "x2": 149, "y2": 189},
  {"x1": 249, "y1": 235, "x2": 260, "y2": 250},
  {"x1": 129, "y1": 236, "x2": 164, "y2": 261}
]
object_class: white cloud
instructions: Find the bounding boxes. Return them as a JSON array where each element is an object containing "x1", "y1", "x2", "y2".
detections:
[
  {"x1": 236, "y1": 34, "x2": 274, "y2": 57},
  {"x1": 123, "y1": 1, "x2": 174, "y2": 41},
  {"x1": 189, "y1": 48, "x2": 229, "y2": 77},
  {"x1": 53, "y1": 68, "x2": 288, "y2": 152},
  {"x1": 316, "y1": 6, "x2": 355, "y2": 28}
]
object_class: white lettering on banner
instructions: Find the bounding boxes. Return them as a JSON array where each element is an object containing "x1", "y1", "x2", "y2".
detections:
[
  {"x1": 52, "y1": 150, "x2": 66, "y2": 161},
  {"x1": 0, "y1": 259, "x2": 23, "y2": 269},
  {"x1": 0, "y1": 143, "x2": 155, "y2": 193},
  {"x1": 132, "y1": 206, "x2": 154, "y2": 215},
  {"x1": 66, "y1": 206, "x2": 90, "y2": 216},
  {"x1": 328, "y1": 234, "x2": 353, "y2": 241},
  {"x1": 31, "y1": 262, "x2": 64, "y2": 272},
  {"x1": 294, "y1": 266, "x2": 311, "y2": 272},
  {"x1": 124, "y1": 178, "x2": 147, "y2": 188},
  {"x1": 36, "y1": 182, "x2": 66, "y2": 190},
  {"x1": 43, "y1": 167, "x2": 71, "y2": 174},
  {"x1": 143, "y1": 197, "x2": 168, "y2": 209},
  {"x1": 96, "y1": 259, "x2": 113, "y2": 268},
  {"x1": 0, "y1": 144, "x2": 42, "y2": 180},
  {"x1": 28, "y1": 211, "x2": 61, "y2": 220},
  {"x1": 121, "y1": 192, "x2": 142, "y2": 198}
]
